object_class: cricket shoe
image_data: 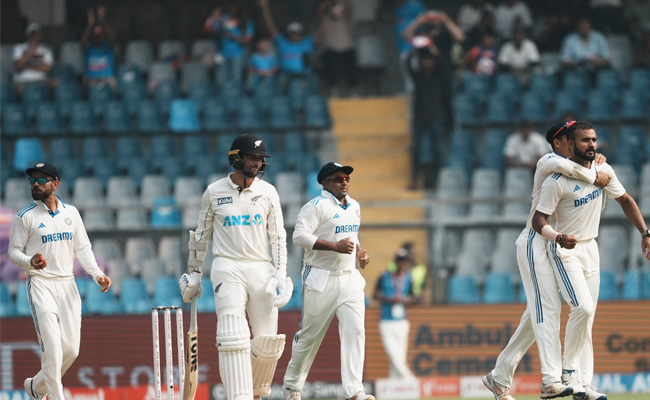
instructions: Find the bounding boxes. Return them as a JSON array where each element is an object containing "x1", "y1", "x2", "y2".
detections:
[
  {"x1": 561, "y1": 370, "x2": 586, "y2": 398},
  {"x1": 284, "y1": 388, "x2": 301, "y2": 400},
  {"x1": 346, "y1": 391, "x2": 375, "y2": 400},
  {"x1": 24, "y1": 378, "x2": 45, "y2": 400},
  {"x1": 482, "y1": 372, "x2": 515, "y2": 400},
  {"x1": 575, "y1": 385, "x2": 606, "y2": 400},
  {"x1": 540, "y1": 382, "x2": 573, "y2": 399}
]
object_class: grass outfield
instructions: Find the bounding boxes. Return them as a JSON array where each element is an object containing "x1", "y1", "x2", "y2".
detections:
[{"x1": 414, "y1": 394, "x2": 649, "y2": 400}]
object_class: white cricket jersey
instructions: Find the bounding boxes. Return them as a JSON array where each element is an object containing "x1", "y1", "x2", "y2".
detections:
[
  {"x1": 7, "y1": 197, "x2": 103, "y2": 280},
  {"x1": 524, "y1": 152, "x2": 598, "y2": 229},
  {"x1": 194, "y1": 174, "x2": 287, "y2": 270},
  {"x1": 536, "y1": 162, "x2": 625, "y2": 240},
  {"x1": 293, "y1": 190, "x2": 361, "y2": 272}
]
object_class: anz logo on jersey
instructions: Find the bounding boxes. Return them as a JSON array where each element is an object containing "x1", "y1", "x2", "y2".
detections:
[
  {"x1": 222, "y1": 214, "x2": 263, "y2": 227},
  {"x1": 41, "y1": 232, "x2": 74, "y2": 243},
  {"x1": 574, "y1": 188, "x2": 602, "y2": 207}
]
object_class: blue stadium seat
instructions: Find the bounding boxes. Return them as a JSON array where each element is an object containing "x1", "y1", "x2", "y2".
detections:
[
  {"x1": 306, "y1": 171, "x2": 321, "y2": 199},
  {"x1": 553, "y1": 92, "x2": 582, "y2": 119},
  {"x1": 0, "y1": 282, "x2": 16, "y2": 318},
  {"x1": 155, "y1": 81, "x2": 180, "y2": 115},
  {"x1": 104, "y1": 101, "x2": 132, "y2": 133},
  {"x1": 1, "y1": 83, "x2": 15, "y2": 106},
  {"x1": 254, "y1": 78, "x2": 278, "y2": 115},
  {"x1": 462, "y1": 72, "x2": 492, "y2": 103},
  {"x1": 115, "y1": 137, "x2": 143, "y2": 170},
  {"x1": 622, "y1": 270, "x2": 643, "y2": 300},
  {"x1": 188, "y1": 81, "x2": 214, "y2": 114},
  {"x1": 448, "y1": 274, "x2": 480, "y2": 304},
  {"x1": 126, "y1": 158, "x2": 150, "y2": 189},
  {"x1": 219, "y1": 81, "x2": 245, "y2": 113},
  {"x1": 485, "y1": 93, "x2": 514, "y2": 123},
  {"x1": 628, "y1": 69, "x2": 650, "y2": 96},
  {"x1": 181, "y1": 61, "x2": 209, "y2": 93},
  {"x1": 203, "y1": 98, "x2": 231, "y2": 131},
  {"x1": 520, "y1": 92, "x2": 547, "y2": 122},
  {"x1": 480, "y1": 129, "x2": 508, "y2": 170},
  {"x1": 75, "y1": 278, "x2": 93, "y2": 300},
  {"x1": 151, "y1": 197, "x2": 182, "y2": 229},
  {"x1": 620, "y1": 90, "x2": 648, "y2": 121},
  {"x1": 585, "y1": 91, "x2": 615, "y2": 122},
  {"x1": 518, "y1": 285, "x2": 527, "y2": 303},
  {"x1": 153, "y1": 276, "x2": 183, "y2": 307},
  {"x1": 595, "y1": 69, "x2": 622, "y2": 100},
  {"x1": 599, "y1": 270, "x2": 619, "y2": 301},
  {"x1": 149, "y1": 136, "x2": 176, "y2": 170},
  {"x1": 183, "y1": 136, "x2": 209, "y2": 171},
  {"x1": 643, "y1": 270, "x2": 650, "y2": 299},
  {"x1": 49, "y1": 138, "x2": 76, "y2": 164},
  {"x1": 82, "y1": 137, "x2": 109, "y2": 161},
  {"x1": 54, "y1": 81, "x2": 81, "y2": 117},
  {"x1": 15, "y1": 285, "x2": 32, "y2": 316},
  {"x1": 617, "y1": 126, "x2": 646, "y2": 165},
  {"x1": 236, "y1": 97, "x2": 264, "y2": 130},
  {"x1": 281, "y1": 132, "x2": 304, "y2": 171},
  {"x1": 529, "y1": 73, "x2": 558, "y2": 104},
  {"x1": 446, "y1": 131, "x2": 477, "y2": 177},
  {"x1": 70, "y1": 101, "x2": 98, "y2": 134},
  {"x1": 169, "y1": 99, "x2": 200, "y2": 132},
  {"x1": 57, "y1": 159, "x2": 85, "y2": 185},
  {"x1": 495, "y1": 73, "x2": 522, "y2": 100},
  {"x1": 88, "y1": 158, "x2": 117, "y2": 189},
  {"x1": 287, "y1": 79, "x2": 308, "y2": 112},
  {"x1": 51, "y1": 64, "x2": 76, "y2": 82},
  {"x1": 117, "y1": 64, "x2": 143, "y2": 92},
  {"x1": 137, "y1": 100, "x2": 165, "y2": 133},
  {"x1": 84, "y1": 283, "x2": 121, "y2": 315},
  {"x1": 216, "y1": 132, "x2": 240, "y2": 171},
  {"x1": 120, "y1": 278, "x2": 151, "y2": 314},
  {"x1": 483, "y1": 272, "x2": 515, "y2": 303},
  {"x1": 304, "y1": 95, "x2": 332, "y2": 128},
  {"x1": 562, "y1": 70, "x2": 590, "y2": 100},
  {"x1": 270, "y1": 96, "x2": 298, "y2": 129},
  {"x1": 2, "y1": 103, "x2": 30, "y2": 135},
  {"x1": 197, "y1": 277, "x2": 216, "y2": 312},
  {"x1": 121, "y1": 82, "x2": 147, "y2": 116},
  {"x1": 13, "y1": 138, "x2": 45, "y2": 172},
  {"x1": 453, "y1": 93, "x2": 479, "y2": 125},
  {"x1": 35, "y1": 103, "x2": 64, "y2": 135},
  {"x1": 192, "y1": 155, "x2": 218, "y2": 183},
  {"x1": 22, "y1": 82, "x2": 49, "y2": 118},
  {"x1": 161, "y1": 157, "x2": 186, "y2": 183},
  {"x1": 88, "y1": 83, "x2": 114, "y2": 117}
]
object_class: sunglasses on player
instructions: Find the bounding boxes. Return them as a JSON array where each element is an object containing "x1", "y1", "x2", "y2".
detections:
[
  {"x1": 29, "y1": 177, "x2": 55, "y2": 185},
  {"x1": 324, "y1": 175, "x2": 350, "y2": 184},
  {"x1": 552, "y1": 120, "x2": 576, "y2": 139}
]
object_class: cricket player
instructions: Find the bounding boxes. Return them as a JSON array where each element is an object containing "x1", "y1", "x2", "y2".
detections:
[
  {"x1": 532, "y1": 121, "x2": 650, "y2": 400},
  {"x1": 8, "y1": 162, "x2": 112, "y2": 400},
  {"x1": 283, "y1": 162, "x2": 373, "y2": 400},
  {"x1": 178, "y1": 134, "x2": 292, "y2": 400},
  {"x1": 483, "y1": 122, "x2": 611, "y2": 400}
]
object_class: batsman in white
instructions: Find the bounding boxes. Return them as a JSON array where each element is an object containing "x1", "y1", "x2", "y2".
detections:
[
  {"x1": 283, "y1": 162, "x2": 373, "y2": 400},
  {"x1": 532, "y1": 122, "x2": 650, "y2": 400},
  {"x1": 178, "y1": 134, "x2": 293, "y2": 400},
  {"x1": 8, "y1": 162, "x2": 112, "y2": 400},
  {"x1": 482, "y1": 122, "x2": 611, "y2": 400}
]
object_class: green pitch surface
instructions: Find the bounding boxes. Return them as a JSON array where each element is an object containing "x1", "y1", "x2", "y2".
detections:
[{"x1": 416, "y1": 394, "x2": 649, "y2": 400}]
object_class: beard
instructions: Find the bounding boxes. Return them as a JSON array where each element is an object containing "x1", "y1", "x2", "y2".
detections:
[
  {"x1": 31, "y1": 187, "x2": 52, "y2": 201},
  {"x1": 574, "y1": 146, "x2": 596, "y2": 162}
]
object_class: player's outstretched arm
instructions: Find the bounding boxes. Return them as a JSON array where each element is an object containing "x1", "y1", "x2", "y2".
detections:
[
  {"x1": 539, "y1": 155, "x2": 610, "y2": 187},
  {"x1": 614, "y1": 193, "x2": 650, "y2": 260}
]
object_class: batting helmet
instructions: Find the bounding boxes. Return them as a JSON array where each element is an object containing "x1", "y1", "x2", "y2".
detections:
[{"x1": 228, "y1": 134, "x2": 271, "y2": 179}]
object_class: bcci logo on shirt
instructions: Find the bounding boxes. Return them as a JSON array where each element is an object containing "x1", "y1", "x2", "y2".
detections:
[{"x1": 222, "y1": 214, "x2": 262, "y2": 227}]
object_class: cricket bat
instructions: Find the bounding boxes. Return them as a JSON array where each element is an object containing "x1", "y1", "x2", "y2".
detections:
[{"x1": 183, "y1": 297, "x2": 198, "y2": 400}]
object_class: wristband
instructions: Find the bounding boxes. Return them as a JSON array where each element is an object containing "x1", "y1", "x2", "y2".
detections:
[{"x1": 541, "y1": 224, "x2": 560, "y2": 242}]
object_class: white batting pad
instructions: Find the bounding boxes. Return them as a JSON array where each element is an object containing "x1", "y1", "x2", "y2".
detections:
[
  {"x1": 251, "y1": 334, "x2": 286, "y2": 396},
  {"x1": 217, "y1": 314, "x2": 253, "y2": 400}
]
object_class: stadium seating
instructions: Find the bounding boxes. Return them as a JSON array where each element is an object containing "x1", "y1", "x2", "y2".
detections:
[
  {"x1": 519, "y1": 92, "x2": 547, "y2": 123},
  {"x1": 125, "y1": 40, "x2": 154, "y2": 72},
  {"x1": 70, "y1": 101, "x2": 98, "y2": 133},
  {"x1": 155, "y1": 81, "x2": 180, "y2": 115},
  {"x1": 485, "y1": 93, "x2": 514, "y2": 124},
  {"x1": 436, "y1": 168, "x2": 467, "y2": 218},
  {"x1": 73, "y1": 177, "x2": 105, "y2": 209},
  {"x1": 490, "y1": 229, "x2": 520, "y2": 277},
  {"x1": 599, "y1": 270, "x2": 619, "y2": 301},
  {"x1": 104, "y1": 101, "x2": 132, "y2": 133},
  {"x1": 93, "y1": 238, "x2": 122, "y2": 261},
  {"x1": 141, "y1": 175, "x2": 172, "y2": 206},
  {"x1": 469, "y1": 168, "x2": 500, "y2": 217},
  {"x1": 13, "y1": 138, "x2": 45, "y2": 172},
  {"x1": 174, "y1": 176, "x2": 203, "y2": 207},
  {"x1": 305, "y1": 95, "x2": 332, "y2": 128},
  {"x1": 116, "y1": 209, "x2": 148, "y2": 230},
  {"x1": 270, "y1": 96, "x2": 299, "y2": 129},
  {"x1": 483, "y1": 272, "x2": 515, "y2": 304},
  {"x1": 55, "y1": 81, "x2": 81, "y2": 117},
  {"x1": 448, "y1": 274, "x2": 479, "y2": 304},
  {"x1": 107, "y1": 176, "x2": 139, "y2": 208},
  {"x1": 622, "y1": 270, "x2": 643, "y2": 300},
  {"x1": 120, "y1": 277, "x2": 151, "y2": 314},
  {"x1": 150, "y1": 197, "x2": 182, "y2": 229},
  {"x1": 181, "y1": 61, "x2": 209, "y2": 92},
  {"x1": 153, "y1": 276, "x2": 183, "y2": 307},
  {"x1": 169, "y1": 99, "x2": 200, "y2": 132},
  {"x1": 197, "y1": 277, "x2": 216, "y2": 312},
  {"x1": 585, "y1": 91, "x2": 615, "y2": 122},
  {"x1": 158, "y1": 236, "x2": 183, "y2": 275},
  {"x1": 462, "y1": 73, "x2": 491, "y2": 103},
  {"x1": 480, "y1": 129, "x2": 508, "y2": 170},
  {"x1": 4, "y1": 178, "x2": 33, "y2": 210},
  {"x1": 59, "y1": 41, "x2": 84, "y2": 74},
  {"x1": 236, "y1": 97, "x2": 264, "y2": 130},
  {"x1": 83, "y1": 210, "x2": 115, "y2": 231},
  {"x1": 494, "y1": 73, "x2": 522, "y2": 101},
  {"x1": 157, "y1": 40, "x2": 186, "y2": 61},
  {"x1": 503, "y1": 168, "x2": 532, "y2": 216},
  {"x1": 3, "y1": 104, "x2": 30, "y2": 135},
  {"x1": 137, "y1": 100, "x2": 165, "y2": 132}
]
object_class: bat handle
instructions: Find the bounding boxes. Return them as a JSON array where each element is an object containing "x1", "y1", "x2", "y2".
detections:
[{"x1": 189, "y1": 297, "x2": 197, "y2": 332}]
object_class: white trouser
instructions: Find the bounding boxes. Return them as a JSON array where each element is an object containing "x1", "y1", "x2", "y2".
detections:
[
  {"x1": 26, "y1": 276, "x2": 82, "y2": 400},
  {"x1": 211, "y1": 257, "x2": 278, "y2": 336},
  {"x1": 379, "y1": 319, "x2": 414, "y2": 379},
  {"x1": 284, "y1": 267, "x2": 366, "y2": 399},
  {"x1": 492, "y1": 229, "x2": 563, "y2": 386},
  {"x1": 548, "y1": 240, "x2": 600, "y2": 386}
]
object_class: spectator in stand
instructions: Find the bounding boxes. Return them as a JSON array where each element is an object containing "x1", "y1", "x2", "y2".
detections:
[
  {"x1": 12, "y1": 23, "x2": 54, "y2": 99},
  {"x1": 374, "y1": 248, "x2": 415, "y2": 379},
  {"x1": 387, "y1": 242, "x2": 427, "y2": 303},
  {"x1": 407, "y1": 48, "x2": 445, "y2": 190},
  {"x1": 464, "y1": 9, "x2": 496, "y2": 50},
  {"x1": 318, "y1": 0, "x2": 357, "y2": 97},
  {"x1": 498, "y1": 28, "x2": 540, "y2": 85},
  {"x1": 560, "y1": 18, "x2": 611, "y2": 71},
  {"x1": 394, "y1": 0, "x2": 426, "y2": 93},
  {"x1": 504, "y1": 120, "x2": 550, "y2": 170},
  {"x1": 625, "y1": 0, "x2": 650, "y2": 47},
  {"x1": 457, "y1": 0, "x2": 494, "y2": 34},
  {"x1": 248, "y1": 37, "x2": 278, "y2": 89},
  {"x1": 633, "y1": 28, "x2": 650, "y2": 67},
  {"x1": 81, "y1": 6, "x2": 117, "y2": 90},
  {"x1": 203, "y1": 7, "x2": 224, "y2": 66},
  {"x1": 259, "y1": 0, "x2": 326, "y2": 83},
  {"x1": 589, "y1": 0, "x2": 625, "y2": 34},
  {"x1": 216, "y1": 3, "x2": 254, "y2": 85},
  {"x1": 458, "y1": 30, "x2": 499, "y2": 76},
  {"x1": 493, "y1": 0, "x2": 533, "y2": 41}
]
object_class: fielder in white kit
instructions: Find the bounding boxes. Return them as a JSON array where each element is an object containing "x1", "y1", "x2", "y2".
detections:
[
  {"x1": 532, "y1": 122, "x2": 650, "y2": 400},
  {"x1": 483, "y1": 122, "x2": 611, "y2": 400},
  {"x1": 284, "y1": 162, "x2": 373, "y2": 400},
  {"x1": 178, "y1": 134, "x2": 293, "y2": 400},
  {"x1": 8, "y1": 162, "x2": 112, "y2": 400}
]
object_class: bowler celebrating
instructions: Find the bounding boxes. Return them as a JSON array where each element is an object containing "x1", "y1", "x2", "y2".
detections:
[
  {"x1": 8, "y1": 162, "x2": 111, "y2": 400},
  {"x1": 284, "y1": 162, "x2": 373, "y2": 400}
]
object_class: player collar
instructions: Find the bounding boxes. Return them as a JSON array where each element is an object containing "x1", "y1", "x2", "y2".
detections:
[
  {"x1": 323, "y1": 190, "x2": 351, "y2": 210},
  {"x1": 38, "y1": 196, "x2": 64, "y2": 217},
  {"x1": 227, "y1": 172, "x2": 257, "y2": 192}
]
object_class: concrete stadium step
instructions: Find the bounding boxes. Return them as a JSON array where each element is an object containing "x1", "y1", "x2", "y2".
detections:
[
  {"x1": 334, "y1": 118, "x2": 409, "y2": 136},
  {"x1": 337, "y1": 135, "x2": 411, "y2": 152},
  {"x1": 361, "y1": 207, "x2": 426, "y2": 224},
  {"x1": 329, "y1": 97, "x2": 409, "y2": 119}
]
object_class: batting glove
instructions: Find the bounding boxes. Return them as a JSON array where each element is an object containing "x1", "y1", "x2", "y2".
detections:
[
  {"x1": 179, "y1": 271, "x2": 203, "y2": 303},
  {"x1": 265, "y1": 269, "x2": 294, "y2": 308}
]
